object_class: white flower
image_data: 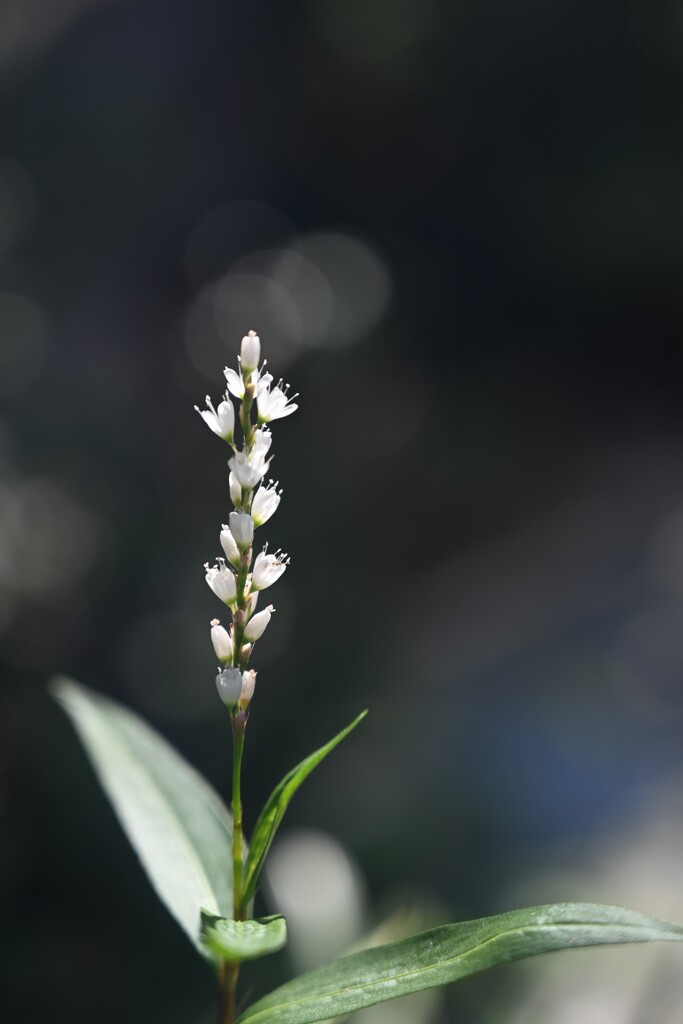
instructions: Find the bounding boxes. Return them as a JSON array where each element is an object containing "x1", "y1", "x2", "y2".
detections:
[
  {"x1": 225, "y1": 363, "x2": 270, "y2": 400},
  {"x1": 245, "y1": 590, "x2": 259, "y2": 616},
  {"x1": 244, "y1": 604, "x2": 274, "y2": 641},
  {"x1": 229, "y1": 511, "x2": 254, "y2": 549},
  {"x1": 229, "y1": 448, "x2": 270, "y2": 489},
  {"x1": 252, "y1": 427, "x2": 273, "y2": 456},
  {"x1": 205, "y1": 559, "x2": 237, "y2": 605},
  {"x1": 241, "y1": 331, "x2": 261, "y2": 372},
  {"x1": 251, "y1": 480, "x2": 282, "y2": 526},
  {"x1": 220, "y1": 525, "x2": 240, "y2": 566},
  {"x1": 257, "y1": 378, "x2": 298, "y2": 423},
  {"x1": 210, "y1": 619, "x2": 232, "y2": 664},
  {"x1": 239, "y1": 669, "x2": 256, "y2": 709},
  {"x1": 194, "y1": 394, "x2": 234, "y2": 441},
  {"x1": 251, "y1": 549, "x2": 289, "y2": 590},
  {"x1": 215, "y1": 667, "x2": 243, "y2": 707},
  {"x1": 229, "y1": 472, "x2": 242, "y2": 506}
]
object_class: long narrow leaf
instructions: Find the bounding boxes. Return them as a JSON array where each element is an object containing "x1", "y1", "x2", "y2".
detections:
[
  {"x1": 237, "y1": 902, "x2": 683, "y2": 1024},
  {"x1": 243, "y1": 711, "x2": 366, "y2": 906},
  {"x1": 51, "y1": 677, "x2": 233, "y2": 955}
]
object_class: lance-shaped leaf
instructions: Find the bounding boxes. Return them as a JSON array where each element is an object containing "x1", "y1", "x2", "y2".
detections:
[
  {"x1": 237, "y1": 902, "x2": 683, "y2": 1024},
  {"x1": 201, "y1": 912, "x2": 288, "y2": 963},
  {"x1": 242, "y1": 711, "x2": 366, "y2": 906},
  {"x1": 51, "y1": 677, "x2": 233, "y2": 956}
]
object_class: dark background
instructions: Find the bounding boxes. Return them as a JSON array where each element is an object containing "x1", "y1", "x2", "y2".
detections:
[{"x1": 3, "y1": 1, "x2": 683, "y2": 1021}]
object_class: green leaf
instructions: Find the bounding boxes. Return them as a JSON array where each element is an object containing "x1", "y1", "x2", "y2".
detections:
[
  {"x1": 201, "y1": 912, "x2": 288, "y2": 962},
  {"x1": 242, "y1": 711, "x2": 366, "y2": 907},
  {"x1": 236, "y1": 902, "x2": 683, "y2": 1024},
  {"x1": 50, "y1": 676, "x2": 233, "y2": 956}
]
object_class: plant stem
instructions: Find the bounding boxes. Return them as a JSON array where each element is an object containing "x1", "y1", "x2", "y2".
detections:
[
  {"x1": 217, "y1": 961, "x2": 240, "y2": 1024},
  {"x1": 217, "y1": 710, "x2": 247, "y2": 1024},
  {"x1": 231, "y1": 710, "x2": 246, "y2": 920}
]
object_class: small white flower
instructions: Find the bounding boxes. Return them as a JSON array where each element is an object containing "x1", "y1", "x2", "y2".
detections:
[
  {"x1": 229, "y1": 448, "x2": 271, "y2": 489},
  {"x1": 241, "y1": 331, "x2": 261, "y2": 372},
  {"x1": 245, "y1": 590, "x2": 259, "y2": 616},
  {"x1": 244, "y1": 604, "x2": 274, "y2": 641},
  {"x1": 194, "y1": 394, "x2": 234, "y2": 441},
  {"x1": 252, "y1": 427, "x2": 273, "y2": 457},
  {"x1": 220, "y1": 525, "x2": 240, "y2": 566},
  {"x1": 251, "y1": 480, "x2": 282, "y2": 526},
  {"x1": 257, "y1": 378, "x2": 298, "y2": 423},
  {"x1": 251, "y1": 548, "x2": 289, "y2": 590},
  {"x1": 239, "y1": 669, "x2": 256, "y2": 709},
  {"x1": 225, "y1": 363, "x2": 269, "y2": 400},
  {"x1": 229, "y1": 472, "x2": 242, "y2": 506},
  {"x1": 215, "y1": 667, "x2": 243, "y2": 707},
  {"x1": 205, "y1": 559, "x2": 237, "y2": 605},
  {"x1": 210, "y1": 619, "x2": 232, "y2": 664},
  {"x1": 229, "y1": 510, "x2": 254, "y2": 549}
]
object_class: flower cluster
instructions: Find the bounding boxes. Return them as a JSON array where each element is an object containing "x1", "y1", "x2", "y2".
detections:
[{"x1": 196, "y1": 331, "x2": 297, "y2": 711}]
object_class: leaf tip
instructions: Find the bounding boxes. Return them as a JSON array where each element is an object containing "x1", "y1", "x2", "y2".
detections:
[{"x1": 48, "y1": 674, "x2": 82, "y2": 710}]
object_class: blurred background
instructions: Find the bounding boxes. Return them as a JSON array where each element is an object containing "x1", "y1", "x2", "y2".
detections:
[{"x1": 2, "y1": 0, "x2": 683, "y2": 1021}]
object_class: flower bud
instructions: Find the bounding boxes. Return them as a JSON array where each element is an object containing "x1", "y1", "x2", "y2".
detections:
[
  {"x1": 210, "y1": 619, "x2": 232, "y2": 664},
  {"x1": 239, "y1": 669, "x2": 256, "y2": 709},
  {"x1": 241, "y1": 331, "x2": 261, "y2": 373},
  {"x1": 220, "y1": 525, "x2": 240, "y2": 566},
  {"x1": 244, "y1": 604, "x2": 274, "y2": 641},
  {"x1": 215, "y1": 667, "x2": 243, "y2": 707},
  {"x1": 205, "y1": 560, "x2": 237, "y2": 605},
  {"x1": 229, "y1": 510, "x2": 254, "y2": 549},
  {"x1": 229, "y1": 472, "x2": 242, "y2": 507}
]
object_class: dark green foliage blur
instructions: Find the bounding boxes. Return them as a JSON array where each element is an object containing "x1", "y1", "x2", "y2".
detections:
[{"x1": 3, "y1": 1, "x2": 683, "y2": 1021}]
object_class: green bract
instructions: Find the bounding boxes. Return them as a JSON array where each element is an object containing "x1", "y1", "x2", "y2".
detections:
[{"x1": 201, "y1": 912, "x2": 288, "y2": 963}]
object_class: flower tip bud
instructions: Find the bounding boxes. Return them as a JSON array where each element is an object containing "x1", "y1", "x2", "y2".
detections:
[{"x1": 241, "y1": 331, "x2": 261, "y2": 372}]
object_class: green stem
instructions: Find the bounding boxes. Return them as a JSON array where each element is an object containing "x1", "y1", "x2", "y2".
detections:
[
  {"x1": 231, "y1": 711, "x2": 246, "y2": 920},
  {"x1": 218, "y1": 712, "x2": 246, "y2": 1024},
  {"x1": 217, "y1": 960, "x2": 240, "y2": 1024}
]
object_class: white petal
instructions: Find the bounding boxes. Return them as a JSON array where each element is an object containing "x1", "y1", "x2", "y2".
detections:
[{"x1": 224, "y1": 367, "x2": 245, "y2": 399}]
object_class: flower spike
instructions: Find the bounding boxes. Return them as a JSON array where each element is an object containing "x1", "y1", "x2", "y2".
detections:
[{"x1": 197, "y1": 330, "x2": 297, "y2": 705}]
